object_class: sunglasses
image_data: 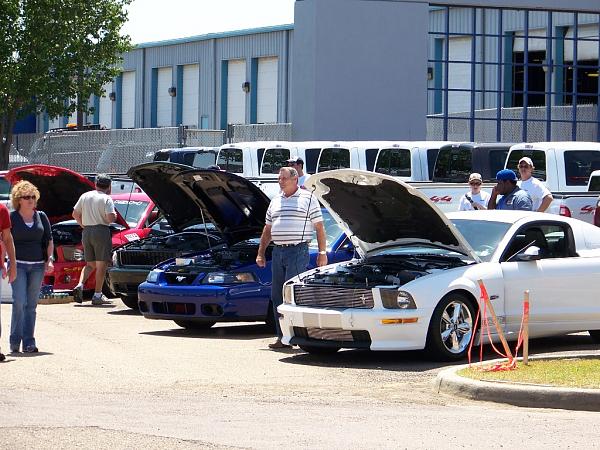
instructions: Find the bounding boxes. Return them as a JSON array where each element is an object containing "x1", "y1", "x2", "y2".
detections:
[{"x1": 20, "y1": 195, "x2": 36, "y2": 200}]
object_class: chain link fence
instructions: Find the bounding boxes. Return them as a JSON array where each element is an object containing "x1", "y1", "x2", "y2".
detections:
[
  {"x1": 427, "y1": 105, "x2": 599, "y2": 142},
  {"x1": 228, "y1": 123, "x2": 292, "y2": 143}
]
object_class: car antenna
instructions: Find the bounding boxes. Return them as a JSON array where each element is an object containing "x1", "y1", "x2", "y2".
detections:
[{"x1": 200, "y1": 208, "x2": 212, "y2": 252}]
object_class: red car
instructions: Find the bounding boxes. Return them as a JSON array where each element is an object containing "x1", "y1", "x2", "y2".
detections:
[{"x1": 6, "y1": 165, "x2": 157, "y2": 292}]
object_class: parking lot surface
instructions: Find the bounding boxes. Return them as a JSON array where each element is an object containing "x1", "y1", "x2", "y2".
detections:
[{"x1": 1, "y1": 301, "x2": 600, "y2": 449}]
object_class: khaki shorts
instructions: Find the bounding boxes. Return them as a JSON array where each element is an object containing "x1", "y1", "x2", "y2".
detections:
[{"x1": 82, "y1": 225, "x2": 112, "y2": 262}]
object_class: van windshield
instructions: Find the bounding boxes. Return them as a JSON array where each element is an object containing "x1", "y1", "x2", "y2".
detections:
[
  {"x1": 564, "y1": 151, "x2": 600, "y2": 186},
  {"x1": 374, "y1": 148, "x2": 411, "y2": 177},
  {"x1": 192, "y1": 151, "x2": 217, "y2": 168},
  {"x1": 433, "y1": 148, "x2": 472, "y2": 182},
  {"x1": 506, "y1": 150, "x2": 546, "y2": 180},
  {"x1": 217, "y1": 148, "x2": 243, "y2": 173}
]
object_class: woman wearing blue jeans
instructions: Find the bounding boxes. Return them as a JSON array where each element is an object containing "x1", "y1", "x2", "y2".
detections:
[{"x1": 9, "y1": 180, "x2": 53, "y2": 354}]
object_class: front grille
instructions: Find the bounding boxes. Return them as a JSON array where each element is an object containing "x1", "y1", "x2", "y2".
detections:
[
  {"x1": 293, "y1": 285, "x2": 374, "y2": 309},
  {"x1": 152, "y1": 302, "x2": 196, "y2": 315},
  {"x1": 164, "y1": 272, "x2": 198, "y2": 285},
  {"x1": 293, "y1": 326, "x2": 371, "y2": 346},
  {"x1": 119, "y1": 250, "x2": 178, "y2": 267}
]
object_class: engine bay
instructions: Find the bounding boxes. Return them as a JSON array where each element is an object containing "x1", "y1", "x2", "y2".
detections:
[
  {"x1": 122, "y1": 231, "x2": 223, "y2": 253},
  {"x1": 300, "y1": 254, "x2": 467, "y2": 288}
]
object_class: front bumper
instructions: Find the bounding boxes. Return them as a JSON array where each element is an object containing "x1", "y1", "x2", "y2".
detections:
[
  {"x1": 278, "y1": 304, "x2": 430, "y2": 351},
  {"x1": 44, "y1": 261, "x2": 93, "y2": 291},
  {"x1": 107, "y1": 266, "x2": 151, "y2": 298},
  {"x1": 137, "y1": 282, "x2": 271, "y2": 322}
]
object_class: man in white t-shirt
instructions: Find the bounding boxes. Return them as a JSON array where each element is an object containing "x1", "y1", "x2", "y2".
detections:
[
  {"x1": 517, "y1": 157, "x2": 553, "y2": 212},
  {"x1": 458, "y1": 173, "x2": 490, "y2": 211},
  {"x1": 286, "y1": 157, "x2": 309, "y2": 188}
]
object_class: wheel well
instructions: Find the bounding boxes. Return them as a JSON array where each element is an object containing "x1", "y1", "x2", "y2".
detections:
[{"x1": 443, "y1": 289, "x2": 479, "y2": 313}]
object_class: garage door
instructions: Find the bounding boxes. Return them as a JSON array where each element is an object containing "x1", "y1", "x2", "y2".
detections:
[
  {"x1": 182, "y1": 64, "x2": 199, "y2": 127},
  {"x1": 157, "y1": 67, "x2": 172, "y2": 127},
  {"x1": 565, "y1": 24, "x2": 599, "y2": 61},
  {"x1": 121, "y1": 71, "x2": 136, "y2": 128},
  {"x1": 99, "y1": 82, "x2": 113, "y2": 128},
  {"x1": 227, "y1": 59, "x2": 246, "y2": 125},
  {"x1": 447, "y1": 37, "x2": 472, "y2": 114},
  {"x1": 257, "y1": 57, "x2": 278, "y2": 123}
]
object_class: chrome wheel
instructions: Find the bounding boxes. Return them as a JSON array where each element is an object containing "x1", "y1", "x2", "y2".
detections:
[{"x1": 440, "y1": 300, "x2": 474, "y2": 354}]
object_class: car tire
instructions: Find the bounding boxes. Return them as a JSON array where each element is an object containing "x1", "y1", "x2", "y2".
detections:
[
  {"x1": 102, "y1": 279, "x2": 114, "y2": 298},
  {"x1": 299, "y1": 345, "x2": 340, "y2": 355},
  {"x1": 120, "y1": 295, "x2": 139, "y2": 310},
  {"x1": 589, "y1": 330, "x2": 600, "y2": 343},
  {"x1": 174, "y1": 320, "x2": 216, "y2": 330},
  {"x1": 425, "y1": 293, "x2": 477, "y2": 361}
]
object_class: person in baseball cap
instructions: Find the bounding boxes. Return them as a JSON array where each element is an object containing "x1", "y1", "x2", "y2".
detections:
[
  {"x1": 517, "y1": 156, "x2": 553, "y2": 212},
  {"x1": 459, "y1": 173, "x2": 490, "y2": 211},
  {"x1": 488, "y1": 169, "x2": 533, "y2": 210},
  {"x1": 286, "y1": 157, "x2": 308, "y2": 187}
]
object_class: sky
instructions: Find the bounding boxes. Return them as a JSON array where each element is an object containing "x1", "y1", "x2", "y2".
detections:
[{"x1": 122, "y1": 0, "x2": 296, "y2": 44}]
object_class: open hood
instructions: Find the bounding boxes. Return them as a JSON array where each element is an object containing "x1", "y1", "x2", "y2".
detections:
[
  {"x1": 7, "y1": 164, "x2": 128, "y2": 227},
  {"x1": 128, "y1": 163, "x2": 270, "y2": 244},
  {"x1": 305, "y1": 169, "x2": 479, "y2": 261}
]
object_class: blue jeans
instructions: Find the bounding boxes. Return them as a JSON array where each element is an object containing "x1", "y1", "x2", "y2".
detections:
[
  {"x1": 10, "y1": 262, "x2": 45, "y2": 350},
  {"x1": 271, "y1": 243, "x2": 309, "y2": 337}
]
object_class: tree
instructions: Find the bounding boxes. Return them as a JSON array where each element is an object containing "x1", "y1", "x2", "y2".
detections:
[{"x1": 0, "y1": 0, "x2": 132, "y2": 169}]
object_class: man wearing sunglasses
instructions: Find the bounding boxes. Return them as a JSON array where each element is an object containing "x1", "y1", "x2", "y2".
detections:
[
  {"x1": 517, "y1": 157, "x2": 553, "y2": 212},
  {"x1": 458, "y1": 173, "x2": 490, "y2": 211}
]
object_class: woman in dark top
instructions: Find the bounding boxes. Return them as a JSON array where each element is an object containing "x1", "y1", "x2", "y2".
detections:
[{"x1": 9, "y1": 180, "x2": 53, "y2": 353}]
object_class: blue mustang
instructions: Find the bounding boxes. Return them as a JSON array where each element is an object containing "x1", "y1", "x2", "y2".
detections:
[{"x1": 134, "y1": 165, "x2": 353, "y2": 330}]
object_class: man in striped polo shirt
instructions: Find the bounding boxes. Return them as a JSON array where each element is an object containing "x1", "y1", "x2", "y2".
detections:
[{"x1": 256, "y1": 167, "x2": 328, "y2": 349}]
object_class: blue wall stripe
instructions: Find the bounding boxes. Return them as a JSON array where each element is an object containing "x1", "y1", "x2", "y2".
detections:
[
  {"x1": 43, "y1": 113, "x2": 49, "y2": 132},
  {"x1": 250, "y1": 58, "x2": 258, "y2": 123},
  {"x1": 115, "y1": 74, "x2": 123, "y2": 128},
  {"x1": 434, "y1": 39, "x2": 443, "y2": 114},
  {"x1": 176, "y1": 65, "x2": 184, "y2": 126},
  {"x1": 93, "y1": 95, "x2": 100, "y2": 124},
  {"x1": 220, "y1": 60, "x2": 228, "y2": 130},
  {"x1": 554, "y1": 26, "x2": 566, "y2": 107},
  {"x1": 503, "y1": 32, "x2": 514, "y2": 108},
  {"x1": 150, "y1": 68, "x2": 158, "y2": 127}
]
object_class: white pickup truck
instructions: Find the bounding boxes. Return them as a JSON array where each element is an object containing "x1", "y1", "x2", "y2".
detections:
[{"x1": 505, "y1": 142, "x2": 600, "y2": 224}]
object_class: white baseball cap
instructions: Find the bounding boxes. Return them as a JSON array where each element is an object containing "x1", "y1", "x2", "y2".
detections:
[{"x1": 518, "y1": 156, "x2": 534, "y2": 167}]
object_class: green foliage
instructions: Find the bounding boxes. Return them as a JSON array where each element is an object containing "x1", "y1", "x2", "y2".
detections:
[{"x1": 0, "y1": 0, "x2": 133, "y2": 168}]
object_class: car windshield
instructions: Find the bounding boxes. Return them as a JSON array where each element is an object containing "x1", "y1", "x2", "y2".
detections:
[
  {"x1": 369, "y1": 243, "x2": 467, "y2": 260},
  {"x1": 114, "y1": 200, "x2": 149, "y2": 228},
  {"x1": 450, "y1": 218, "x2": 512, "y2": 262},
  {"x1": 309, "y1": 209, "x2": 343, "y2": 250}
]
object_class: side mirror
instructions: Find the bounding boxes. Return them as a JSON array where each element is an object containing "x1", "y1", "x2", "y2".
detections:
[{"x1": 515, "y1": 245, "x2": 542, "y2": 261}]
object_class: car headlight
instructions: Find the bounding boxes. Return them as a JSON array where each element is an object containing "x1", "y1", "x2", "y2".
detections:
[
  {"x1": 202, "y1": 272, "x2": 256, "y2": 284},
  {"x1": 112, "y1": 252, "x2": 119, "y2": 266},
  {"x1": 62, "y1": 246, "x2": 84, "y2": 262},
  {"x1": 380, "y1": 289, "x2": 417, "y2": 309},
  {"x1": 146, "y1": 269, "x2": 163, "y2": 283},
  {"x1": 283, "y1": 283, "x2": 293, "y2": 304}
]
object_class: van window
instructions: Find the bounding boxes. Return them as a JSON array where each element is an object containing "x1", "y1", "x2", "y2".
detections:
[
  {"x1": 506, "y1": 150, "x2": 546, "y2": 181},
  {"x1": 488, "y1": 149, "x2": 509, "y2": 181},
  {"x1": 261, "y1": 148, "x2": 290, "y2": 175},
  {"x1": 589, "y1": 174, "x2": 600, "y2": 191},
  {"x1": 427, "y1": 148, "x2": 440, "y2": 180},
  {"x1": 564, "y1": 151, "x2": 600, "y2": 186},
  {"x1": 304, "y1": 148, "x2": 321, "y2": 174},
  {"x1": 192, "y1": 151, "x2": 217, "y2": 168},
  {"x1": 433, "y1": 148, "x2": 472, "y2": 182},
  {"x1": 317, "y1": 148, "x2": 350, "y2": 172},
  {"x1": 365, "y1": 149, "x2": 378, "y2": 172},
  {"x1": 375, "y1": 148, "x2": 411, "y2": 177},
  {"x1": 217, "y1": 148, "x2": 244, "y2": 173}
]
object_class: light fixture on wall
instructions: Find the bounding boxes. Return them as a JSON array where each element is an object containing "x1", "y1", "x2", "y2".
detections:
[
  {"x1": 168, "y1": 86, "x2": 177, "y2": 97},
  {"x1": 108, "y1": 92, "x2": 116, "y2": 101},
  {"x1": 242, "y1": 81, "x2": 251, "y2": 93},
  {"x1": 427, "y1": 67, "x2": 433, "y2": 81},
  {"x1": 542, "y1": 59, "x2": 553, "y2": 73}
]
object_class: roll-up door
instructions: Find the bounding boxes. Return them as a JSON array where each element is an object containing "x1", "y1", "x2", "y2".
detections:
[
  {"x1": 227, "y1": 59, "x2": 246, "y2": 124},
  {"x1": 565, "y1": 24, "x2": 599, "y2": 61},
  {"x1": 447, "y1": 37, "x2": 472, "y2": 114},
  {"x1": 182, "y1": 64, "x2": 199, "y2": 127},
  {"x1": 157, "y1": 67, "x2": 172, "y2": 127},
  {"x1": 514, "y1": 29, "x2": 547, "y2": 52},
  {"x1": 257, "y1": 57, "x2": 278, "y2": 123},
  {"x1": 99, "y1": 82, "x2": 113, "y2": 128},
  {"x1": 121, "y1": 71, "x2": 136, "y2": 128}
]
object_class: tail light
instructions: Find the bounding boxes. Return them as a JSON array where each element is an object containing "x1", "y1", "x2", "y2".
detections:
[
  {"x1": 559, "y1": 205, "x2": 571, "y2": 217},
  {"x1": 595, "y1": 199, "x2": 600, "y2": 227}
]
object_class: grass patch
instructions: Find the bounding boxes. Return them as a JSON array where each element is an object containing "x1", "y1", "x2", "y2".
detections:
[{"x1": 458, "y1": 358, "x2": 600, "y2": 389}]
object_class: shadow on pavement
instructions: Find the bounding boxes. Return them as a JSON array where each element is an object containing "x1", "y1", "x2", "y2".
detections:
[
  {"x1": 139, "y1": 323, "x2": 274, "y2": 340},
  {"x1": 107, "y1": 308, "x2": 141, "y2": 316},
  {"x1": 9, "y1": 351, "x2": 53, "y2": 358}
]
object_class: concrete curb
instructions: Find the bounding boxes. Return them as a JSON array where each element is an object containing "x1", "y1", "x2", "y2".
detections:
[{"x1": 434, "y1": 354, "x2": 600, "y2": 411}]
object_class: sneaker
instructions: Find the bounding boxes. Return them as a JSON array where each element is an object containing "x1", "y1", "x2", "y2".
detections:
[
  {"x1": 268, "y1": 339, "x2": 292, "y2": 350},
  {"x1": 23, "y1": 345, "x2": 38, "y2": 353},
  {"x1": 10, "y1": 345, "x2": 20, "y2": 353},
  {"x1": 91, "y1": 294, "x2": 113, "y2": 306},
  {"x1": 73, "y1": 285, "x2": 83, "y2": 303},
  {"x1": 0, "y1": 352, "x2": 5, "y2": 362}
]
